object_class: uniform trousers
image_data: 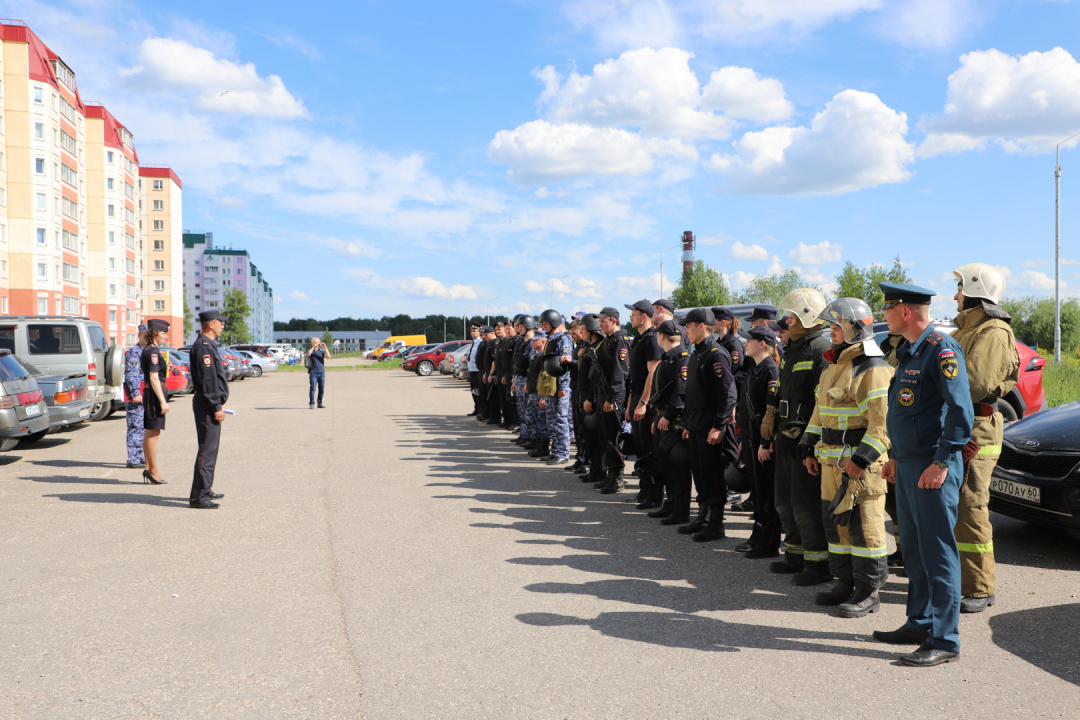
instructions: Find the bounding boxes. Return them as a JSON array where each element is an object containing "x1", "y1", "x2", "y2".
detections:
[
  {"x1": 125, "y1": 402, "x2": 145, "y2": 464},
  {"x1": 895, "y1": 453, "x2": 962, "y2": 653},
  {"x1": 513, "y1": 377, "x2": 529, "y2": 436},
  {"x1": 572, "y1": 392, "x2": 587, "y2": 461},
  {"x1": 585, "y1": 412, "x2": 606, "y2": 476},
  {"x1": 775, "y1": 452, "x2": 829, "y2": 566},
  {"x1": 819, "y1": 460, "x2": 889, "y2": 590},
  {"x1": 499, "y1": 378, "x2": 516, "y2": 425},
  {"x1": 740, "y1": 419, "x2": 780, "y2": 550},
  {"x1": 653, "y1": 424, "x2": 690, "y2": 514},
  {"x1": 688, "y1": 429, "x2": 727, "y2": 518},
  {"x1": 190, "y1": 394, "x2": 222, "y2": 504},
  {"x1": 483, "y1": 380, "x2": 501, "y2": 423},
  {"x1": 469, "y1": 371, "x2": 484, "y2": 415},
  {"x1": 956, "y1": 413, "x2": 1001, "y2": 597},
  {"x1": 629, "y1": 400, "x2": 658, "y2": 478},
  {"x1": 597, "y1": 407, "x2": 624, "y2": 471},
  {"x1": 544, "y1": 392, "x2": 572, "y2": 459},
  {"x1": 526, "y1": 393, "x2": 548, "y2": 439}
]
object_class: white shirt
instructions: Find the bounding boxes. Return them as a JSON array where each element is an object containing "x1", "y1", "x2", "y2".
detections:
[{"x1": 467, "y1": 337, "x2": 482, "y2": 372}]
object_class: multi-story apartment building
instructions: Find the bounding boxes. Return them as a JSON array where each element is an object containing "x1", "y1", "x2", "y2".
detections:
[
  {"x1": 139, "y1": 166, "x2": 182, "y2": 346},
  {"x1": 182, "y1": 232, "x2": 274, "y2": 344},
  {"x1": 0, "y1": 20, "x2": 184, "y2": 347},
  {"x1": 2, "y1": 20, "x2": 89, "y2": 319}
]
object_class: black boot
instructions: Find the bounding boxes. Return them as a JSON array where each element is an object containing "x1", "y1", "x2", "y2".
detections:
[
  {"x1": 523, "y1": 440, "x2": 538, "y2": 450},
  {"x1": 678, "y1": 504, "x2": 709, "y2": 535},
  {"x1": 837, "y1": 585, "x2": 881, "y2": 618},
  {"x1": 648, "y1": 501, "x2": 674, "y2": 519},
  {"x1": 599, "y1": 468, "x2": 624, "y2": 494},
  {"x1": 792, "y1": 561, "x2": 833, "y2": 586},
  {"x1": 770, "y1": 556, "x2": 804, "y2": 574},
  {"x1": 529, "y1": 440, "x2": 550, "y2": 458},
  {"x1": 692, "y1": 506, "x2": 725, "y2": 542},
  {"x1": 814, "y1": 580, "x2": 855, "y2": 607},
  {"x1": 636, "y1": 475, "x2": 661, "y2": 509},
  {"x1": 581, "y1": 469, "x2": 603, "y2": 483}
]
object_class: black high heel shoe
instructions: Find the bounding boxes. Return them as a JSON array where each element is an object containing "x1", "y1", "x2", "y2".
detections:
[{"x1": 143, "y1": 469, "x2": 167, "y2": 485}]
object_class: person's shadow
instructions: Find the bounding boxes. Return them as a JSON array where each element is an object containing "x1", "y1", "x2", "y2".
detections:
[{"x1": 990, "y1": 603, "x2": 1080, "y2": 685}]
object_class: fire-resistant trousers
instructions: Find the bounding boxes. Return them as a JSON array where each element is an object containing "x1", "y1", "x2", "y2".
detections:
[
  {"x1": 955, "y1": 413, "x2": 1001, "y2": 598},
  {"x1": 820, "y1": 461, "x2": 889, "y2": 590},
  {"x1": 775, "y1": 452, "x2": 829, "y2": 567}
]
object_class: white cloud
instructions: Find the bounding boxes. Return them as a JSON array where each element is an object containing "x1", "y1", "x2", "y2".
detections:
[
  {"x1": 121, "y1": 38, "x2": 308, "y2": 118},
  {"x1": 1019, "y1": 270, "x2": 1057, "y2": 293},
  {"x1": 730, "y1": 241, "x2": 769, "y2": 260},
  {"x1": 696, "y1": 231, "x2": 735, "y2": 246},
  {"x1": 489, "y1": 120, "x2": 697, "y2": 184},
  {"x1": 789, "y1": 241, "x2": 843, "y2": 265},
  {"x1": 289, "y1": 290, "x2": 308, "y2": 300},
  {"x1": 873, "y1": 0, "x2": 982, "y2": 49},
  {"x1": 216, "y1": 196, "x2": 246, "y2": 209},
  {"x1": 725, "y1": 270, "x2": 757, "y2": 290},
  {"x1": 707, "y1": 89, "x2": 914, "y2": 195},
  {"x1": 273, "y1": 295, "x2": 283, "y2": 304},
  {"x1": 616, "y1": 273, "x2": 677, "y2": 295},
  {"x1": 330, "y1": 239, "x2": 381, "y2": 259},
  {"x1": 766, "y1": 255, "x2": 785, "y2": 275},
  {"x1": 700, "y1": 66, "x2": 793, "y2": 122},
  {"x1": 920, "y1": 48, "x2": 1080, "y2": 157},
  {"x1": 1023, "y1": 259, "x2": 1049, "y2": 268},
  {"x1": 524, "y1": 280, "x2": 547, "y2": 293},
  {"x1": 402, "y1": 277, "x2": 478, "y2": 300}
]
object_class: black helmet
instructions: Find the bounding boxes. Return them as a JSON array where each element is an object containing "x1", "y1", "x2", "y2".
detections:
[
  {"x1": 724, "y1": 461, "x2": 751, "y2": 494},
  {"x1": 583, "y1": 411, "x2": 599, "y2": 434},
  {"x1": 658, "y1": 430, "x2": 690, "y2": 471},
  {"x1": 512, "y1": 314, "x2": 523, "y2": 325},
  {"x1": 616, "y1": 431, "x2": 638, "y2": 457},
  {"x1": 539, "y1": 309, "x2": 562, "y2": 328},
  {"x1": 517, "y1": 314, "x2": 536, "y2": 330},
  {"x1": 582, "y1": 313, "x2": 602, "y2": 335},
  {"x1": 543, "y1": 354, "x2": 567, "y2": 377}
]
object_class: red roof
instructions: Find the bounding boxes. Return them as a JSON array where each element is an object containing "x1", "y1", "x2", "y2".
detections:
[
  {"x1": 84, "y1": 103, "x2": 138, "y2": 162},
  {"x1": 0, "y1": 20, "x2": 84, "y2": 111},
  {"x1": 139, "y1": 166, "x2": 183, "y2": 190}
]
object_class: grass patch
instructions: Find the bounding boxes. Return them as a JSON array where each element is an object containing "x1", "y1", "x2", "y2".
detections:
[{"x1": 1037, "y1": 349, "x2": 1080, "y2": 408}]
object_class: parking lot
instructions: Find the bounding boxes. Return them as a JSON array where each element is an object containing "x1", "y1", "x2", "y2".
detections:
[{"x1": 2, "y1": 369, "x2": 1079, "y2": 719}]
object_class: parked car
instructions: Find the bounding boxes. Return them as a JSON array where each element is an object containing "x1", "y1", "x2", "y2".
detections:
[
  {"x1": 162, "y1": 349, "x2": 193, "y2": 396},
  {"x1": 0, "y1": 316, "x2": 119, "y2": 422},
  {"x1": 674, "y1": 303, "x2": 779, "y2": 325},
  {"x1": 403, "y1": 340, "x2": 473, "y2": 376},
  {"x1": 453, "y1": 349, "x2": 471, "y2": 380},
  {"x1": 0, "y1": 350, "x2": 50, "y2": 450},
  {"x1": 236, "y1": 349, "x2": 277, "y2": 377},
  {"x1": 17, "y1": 359, "x2": 92, "y2": 440},
  {"x1": 441, "y1": 346, "x2": 470, "y2": 375},
  {"x1": 220, "y1": 347, "x2": 253, "y2": 380},
  {"x1": 988, "y1": 401, "x2": 1080, "y2": 538},
  {"x1": 872, "y1": 320, "x2": 1045, "y2": 419}
]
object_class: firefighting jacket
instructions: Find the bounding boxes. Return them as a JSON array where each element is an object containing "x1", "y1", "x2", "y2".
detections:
[
  {"x1": 767, "y1": 327, "x2": 831, "y2": 456},
  {"x1": 952, "y1": 303, "x2": 1020, "y2": 405}
]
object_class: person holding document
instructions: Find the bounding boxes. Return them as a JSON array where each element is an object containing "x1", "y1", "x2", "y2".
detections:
[{"x1": 189, "y1": 309, "x2": 230, "y2": 509}]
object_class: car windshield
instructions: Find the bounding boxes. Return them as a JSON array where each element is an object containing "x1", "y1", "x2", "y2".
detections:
[{"x1": 0, "y1": 354, "x2": 30, "y2": 382}]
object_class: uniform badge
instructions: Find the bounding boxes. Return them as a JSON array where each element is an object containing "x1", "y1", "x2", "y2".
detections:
[
  {"x1": 768, "y1": 380, "x2": 778, "y2": 390},
  {"x1": 731, "y1": 351, "x2": 740, "y2": 364},
  {"x1": 203, "y1": 355, "x2": 212, "y2": 367},
  {"x1": 713, "y1": 363, "x2": 724, "y2": 377},
  {"x1": 679, "y1": 365, "x2": 687, "y2": 380},
  {"x1": 939, "y1": 348, "x2": 958, "y2": 379},
  {"x1": 898, "y1": 387, "x2": 915, "y2": 406},
  {"x1": 618, "y1": 348, "x2": 628, "y2": 361},
  {"x1": 151, "y1": 354, "x2": 158, "y2": 365}
]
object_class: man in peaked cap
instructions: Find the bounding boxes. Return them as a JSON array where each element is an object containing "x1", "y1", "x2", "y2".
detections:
[{"x1": 189, "y1": 309, "x2": 229, "y2": 509}]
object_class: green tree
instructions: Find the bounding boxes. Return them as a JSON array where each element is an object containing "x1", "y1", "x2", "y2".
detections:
[
  {"x1": 219, "y1": 288, "x2": 252, "y2": 344},
  {"x1": 321, "y1": 327, "x2": 334, "y2": 347},
  {"x1": 182, "y1": 295, "x2": 194, "y2": 339},
  {"x1": 833, "y1": 256, "x2": 912, "y2": 318},
  {"x1": 1000, "y1": 296, "x2": 1080, "y2": 352},
  {"x1": 671, "y1": 260, "x2": 732, "y2": 310},
  {"x1": 737, "y1": 270, "x2": 820, "y2": 307}
]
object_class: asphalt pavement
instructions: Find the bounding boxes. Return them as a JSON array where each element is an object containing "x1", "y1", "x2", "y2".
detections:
[{"x1": 2, "y1": 369, "x2": 1079, "y2": 719}]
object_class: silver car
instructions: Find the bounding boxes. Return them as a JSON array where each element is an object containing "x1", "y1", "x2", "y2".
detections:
[
  {"x1": 0, "y1": 351, "x2": 50, "y2": 450},
  {"x1": 236, "y1": 350, "x2": 277, "y2": 377},
  {"x1": 18, "y1": 360, "x2": 92, "y2": 440}
]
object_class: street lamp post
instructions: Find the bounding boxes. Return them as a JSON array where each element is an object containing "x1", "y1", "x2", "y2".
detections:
[
  {"x1": 1055, "y1": 131, "x2": 1080, "y2": 364},
  {"x1": 659, "y1": 242, "x2": 682, "y2": 298},
  {"x1": 485, "y1": 297, "x2": 500, "y2": 326},
  {"x1": 418, "y1": 325, "x2": 432, "y2": 342},
  {"x1": 462, "y1": 305, "x2": 476, "y2": 338},
  {"x1": 551, "y1": 275, "x2": 569, "y2": 309}
]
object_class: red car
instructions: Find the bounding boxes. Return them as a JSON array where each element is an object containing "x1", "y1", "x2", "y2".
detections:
[
  {"x1": 1012, "y1": 343, "x2": 1046, "y2": 419},
  {"x1": 402, "y1": 340, "x2": 473, "y2": 376}
]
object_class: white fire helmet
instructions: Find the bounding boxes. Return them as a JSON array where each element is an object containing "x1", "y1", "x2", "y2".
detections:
[
  {"x1": 953, "y1": 263, "x2": 1005, "y2": 304},
  {"x1": 819, "y1": 297, "x2": 876, "y2": 343},
  {"x1": 778, "y1": 288, "x2": 828, "y2": 329}
]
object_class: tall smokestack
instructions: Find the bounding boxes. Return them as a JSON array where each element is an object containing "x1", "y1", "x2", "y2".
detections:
[{"x1": 682, "y1": 231, "x2": 695, "y2": 274}]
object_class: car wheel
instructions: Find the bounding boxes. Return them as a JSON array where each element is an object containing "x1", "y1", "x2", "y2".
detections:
[
  {"x1": 90, "y1": 401, "x2": 111, "y2": 422},
  {"x1": 21, "y1": 430, "x2": 48, "y2": 444},
  {"x1": 417, "y1": 360, "x2": 434, "y2": 376},
  {"x1": 995, "y1": 398, "x2": 1019, "y2": 423},
  {"x1": 252, "y1": 366, "x2": 263, "y2": 377}
]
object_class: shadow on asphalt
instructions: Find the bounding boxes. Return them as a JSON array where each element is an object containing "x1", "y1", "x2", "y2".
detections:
[
  {"x1": 27, "y1": 459, "x2": 131, "y2": 469},
  {"x1": 990, "y1": 603, "x2": 1080, "y2": 685},
  {"x1": 40, "y1": 491, "x2": 190, "y2": 506},
  {"x1": 390, "y1": 394, "x2": 906, "y2": 661}
]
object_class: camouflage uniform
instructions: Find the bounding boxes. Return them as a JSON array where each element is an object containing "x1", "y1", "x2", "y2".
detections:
[
  {"x1": 543, "y1": 330, "x2": 574, "y2": 460},
  {"x1": 124, "y1": 343, "x2": 145, "y2": 465},
  {"x1": 525, "y1": 341, "x2": 548, "y2": 441}
]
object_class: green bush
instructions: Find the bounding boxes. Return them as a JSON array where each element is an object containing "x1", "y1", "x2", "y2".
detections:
[{"x1": 1036, "y1": 350, "x2": 1080, "y2": 408}]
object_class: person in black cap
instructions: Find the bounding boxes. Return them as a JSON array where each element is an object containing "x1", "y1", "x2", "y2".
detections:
[
  {"x1": 189, "y1": 309, "x2": 230, "y2": 508},
  {"x1": 466, "y1": 322, "x2": 483, "y2": 417},
  {"x1": 736, "y1": 325, "x2": 783, "y2": 557},
  {"x1": 589, "y1": 307, "x2": 631, "y2": 493},
  {"x1": 679, "y1": 307, "x2": 736, "y2": 542},
  {"x1": 140, "y1": 318, "x2": 171, "y2": 485},
  {"x1": 478, "y1": 325, "x2": 499, "y2": 423},
  {"x1": 494, "y1": 322, "x2": 517, "y2": 430},
  {"x1": 649, "y1": 320, "x2": 691, "y2": 524},
  {"x1": 651, "y1": 298, "x2": 675, "y2": 328},
  {"x1": 769, "y1": 316, "x2": 790, "y2": 350},
  {"x1": 625, "y1": 299, "x2": 663, "y2": 508},
  {"x1": 749, "y1": 306, "x2": 777, "y2": 327},
  {"x1": 577, "y1": 314, "x2": 606, "y2": 481},
  {"x1": 511, "y1": 316, "x2": 536, "y2": 446},
  {"x1": 713, "y1": 306, "x2": 749, "y2": 509}
]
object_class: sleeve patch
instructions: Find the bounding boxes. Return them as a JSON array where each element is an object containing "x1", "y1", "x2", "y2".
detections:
[
  {"x1": 713, "y1": 363, "x2": 724, "y2": 377},
  {"x1": 731, "y1": 351, "x2": 740, "y2": 364},
  {"x1": 151, "y1": 354, "x2": 158, "y2": 365},
  {"x1": 679, "y1": 365, "x2": 687, "y2": 380},
  {"x1": 203, "y1": 355, "x2": 212, "y2": 367},
  {"x1": 618, "y1": 348, "x2": 628, "y2": 361},
  {"x1": 940, "y1": 356, "x2": 959, "y2": 380}
]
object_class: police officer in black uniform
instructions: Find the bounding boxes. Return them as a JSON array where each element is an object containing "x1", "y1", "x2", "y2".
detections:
[
  {"x1": 736, "y1": 325, "x2": 782, "y2": 557},
  {"x1": 625, "y1": 299, "x2": 663, "y2": 509},
  {"x1": 713, "y1": 306, "x2": 749, "y2": 508},
  {"x1": 649, "y1": 319, "x2": 691, "y2": 524},
  {"x1": 141, "y1": 319, "x2": 171, "y2": 485},
  {"x1": 578, "y1": 314, "x2": 606, "y2": 482},
  {"x1": 591, "y1": 307, "x2": 631, "y2": 493},
  {"x1": 189, "y1": 309, "x2": 229, "y2": 509}
]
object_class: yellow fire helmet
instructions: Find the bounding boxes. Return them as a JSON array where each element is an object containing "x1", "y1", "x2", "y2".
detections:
[{"x1": 953, "y1": 263, "x2": 1006, "y2": 304}]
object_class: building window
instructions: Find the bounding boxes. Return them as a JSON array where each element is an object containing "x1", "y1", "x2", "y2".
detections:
[
  {"x1": 0, "y1": 188, "x2": 5, "y2": 206},
  {"x1": 154, "y1": 300, "x2": 165, "y2": 311},
  {"x1": 126, "y1": 284, "x2": 136, "y2": 298},
  {"x1": 107, "y1": 177, "x2": 114, "y2": 190},
  {"x1": 153, "y1": 220, "x2": 163, "y2": 231},
  {"x1": 108, "y1": 231, "x2": 115, "y2": 245},
  {"x1": 36, "y1": 193, "x2": 46, "y2": 211},
  {"x1": 35, "y1": 158, "x2": 46, "y2": 174},
  {"x1": 0, "y1": 224, "x2": 5, "y2": 243},
  {"x1": 153, "y1": 200, "x2": 163, "y2": 211},
  {"x1": 37, "y1": 263, "x2": 47, "y2": 279},
  {"x1": 125, "y1": 233, "x2": 135, "y2": 248},
  {"x1": 107, "y1": 204, "x2": 115, "y2": 218},
  {"x1": 153, "y1": 240, "x2": 164, "y2": 251},
  {"x1": 63, "y1": 296, "x2": 79, "y2": 315},
  {"x1": 37, "y1": 298, "x2": 47, "y2": 315},
  {"x1": 36, "y1": 229, "x2": 46, "y2": 245},
  {"x1": 154, "y1": 280, "x2": 165, "y2": 291},
  {"x1": 152, "y1": 179, "x2": 163, "y2": 190},
  {"x1": 109, "y1": 310, "x2": 116, "y2": 325},
  {"x1": 1, "y1": 298, "x2": 6, "y2": 314},
  {"x1": 108, "y1": 257, "x2": 115, "y2": 271},
  {"x1": 125, "y1": 258, "x2": 135, "y2": 274},
  {"x1": 63, "y1": 263, "x2": 78, "y2": 282},
  {"x1": 107, "y1": 151, "x2": 114, "y2": 163},
  {"x1": 1, "y1": 260, "x2": 6, "y2": 279},
  {"x1": 34, "y1": 123, "x2": 44, "y2": 140},
  {"x1": 109, "y1": 284, "x2": 116, "y2": 297},
  {"x1": 154, "y1": 260, "x2": 164, "y2": 271},
  {"x1": 34, "y1": 87, "x2": 44, "y2": 104}
]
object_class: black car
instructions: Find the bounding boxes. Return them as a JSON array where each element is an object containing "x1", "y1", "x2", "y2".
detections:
[{"x1": 989, "y1": 401, "x2": 1080, "y2": 538}]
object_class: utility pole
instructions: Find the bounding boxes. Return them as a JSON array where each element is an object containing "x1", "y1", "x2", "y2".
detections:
[{"x1": 1055, "y1": 131, "x2": 1080, "y2": 363}]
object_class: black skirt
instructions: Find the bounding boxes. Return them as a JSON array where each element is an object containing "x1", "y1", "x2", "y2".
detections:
[{"x1": 144, "y1": 393, "x2": 166, "y2": 430}]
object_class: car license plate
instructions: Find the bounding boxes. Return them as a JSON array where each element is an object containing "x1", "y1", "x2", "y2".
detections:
[
  {"x1": 991, "y1": 477, "x2": 1040, "y2": 503},
  {"x1": 79, "y1": 407, "x2": 90, "y2": 417},
  {"x1": 24, "y1": 405, "x2": 40, "y2": 417}
]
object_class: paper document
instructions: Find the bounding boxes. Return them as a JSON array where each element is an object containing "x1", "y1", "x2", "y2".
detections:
[{"x1": 224, "y1": 409, "x2": 237, "y2": 415}]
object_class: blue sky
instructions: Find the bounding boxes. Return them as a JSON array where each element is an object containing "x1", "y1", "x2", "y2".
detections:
[{"x1": 11, "y1": 0, "x2": 1080, "y2": 322}]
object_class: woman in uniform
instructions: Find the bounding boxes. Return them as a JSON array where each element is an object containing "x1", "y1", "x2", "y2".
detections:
[
  {"x1": 124, "y1": 324, "x2": 148, "y2": 469},
  {"x1": 736, "y1": 325, "x2": 782, "y2": 557},
  {"x1": 648, "y1": 320, "x2": 691, "y2": 524},
  {"x1": 141, "y1": 319, "x2": 171, "y2": 485}
]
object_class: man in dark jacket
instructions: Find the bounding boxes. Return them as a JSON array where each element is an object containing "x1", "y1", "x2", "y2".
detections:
[
  {"x1": 189, "y1": 309, "x2": 230, "y2": 509},
  {"x1": 591, "y1": 307, "x2": 631, "y2": 494}
]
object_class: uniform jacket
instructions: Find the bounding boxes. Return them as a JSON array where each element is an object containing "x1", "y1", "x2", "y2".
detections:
[
  {"x1": 952, "y1": 304, "x2": 1019, "y2": 405},
  {"x1": 141, "y1": 344, "x2": 168, "y2": 396},
  {"x1": 526, "y1": 350, "x2": 544, "y2": 395},
  {"x1": 627, "y1": 327, "x2": 662, "y2": 403},
  {"x1": 190, "y1": 334, "x2": 229, "y2": 413},
  {"x1": 738, "y1": 355, "x2": 778, "y2": 435},
  {"x1": 569, "y1": 340, "x2": 586, "y2": 390},
  {"x1": 541, "y1": 330, "x2": 574, "y2": 392},
  {"x1": 650, "y1": 343, "x2": 689, "y2": 422},
  {"x1": 577, "y1": 338, "x2": 601, "y2": 403},
  {"x1": 513, "y1": 334, "x2": 533, "y2": 376},
  {"x1": 717, "y1": 333, "x2": 748, "y2": 388},
  {"x1": 594, "y1": 330, "x2": 632, "y2": 407},
  {"x1": 886, "y1": 323, "x2": 974, "y2": 464},
  {"x1": 124, "y1": 344, "x2": 143, "y2": 401},
  {"x1": 767, "y1": 327, "x2": 831, "y2": 455},
  {"x1": 684, "y1": 335, "x2": 736, "y2": 433},
  {"x1": 803, "y1": 343, "x2": 894, "y2": 469}
]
